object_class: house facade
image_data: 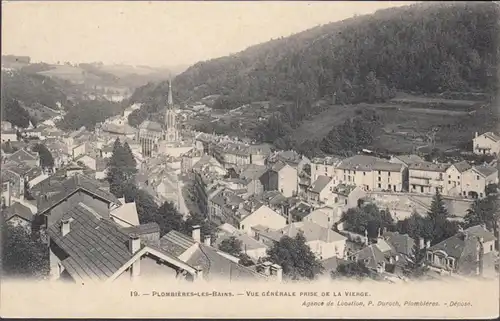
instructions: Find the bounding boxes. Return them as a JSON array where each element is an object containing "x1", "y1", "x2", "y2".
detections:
[{"x1": 473, "y1": 132, "x2": 500, "y2": 156}]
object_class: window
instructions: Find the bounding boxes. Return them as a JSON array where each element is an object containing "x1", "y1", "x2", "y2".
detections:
[
  {"x1": 448, "y1": 181, "x2": 451, "y2": 185},
  {"x1": 353, "y1": 171, "x2": 356, "y2": 175},
  {"x1": 388, "y1": 172, "x2": 391, "y2": 177},
  {"x1": 388, "y1": 184, "x2": 391, "y2": 190},
  {"x1": 343, "y1": 170, "x2": 346, "y2": 173},
  {"x1": 491, "y1": 245, "x2": 494, "y2": 251},
  {"x1": 343, "y1": 175, "x2": 346, "y2": 181},
  {"x1": 426, "y1": 252, "x2": 432, "y2": 261},
  {"x1": 378, "y1": 177, "x2": 381, "y2": 181},
  {"x1": 378, "y1": 183, "x2": 381, "y2": 188},
  {"x1": 378, "y1": 171, "x2": 381, "y2": 175},
  {"x1": 480, "y1": 193, "x2": 483, "y2": 198},
  {"x1": 477, "y1": 175, "x2": 480, "y2": 180},
  {"x1": 448, "y1": 175, "x2": 451, "y2": 179},
  {"x1": 457, "y1": 176, "x2": 460, "y2": 179},
  {"x1": 439, "y1": 173, "x2": 443, "y2": 180},
  {"x1": 316, "y1": 165, "x2": 319, "y2": 170},
  {"x1": 345, "y1": 199, "x2": 347, "y2": 205},
  {"x1": 348, "y1": 170, "x2": 351, "y2": 174},
  {"x1": 324, "y1": 166, "x2": 327, "y2": 172},
  {"x1": 363, "y1": 172, "x2": 366, "y2": 176},
  {"x1": 412, "y1": 184, "x2": 416, "y2": 190},
  {"x1": 458, "y1": 182, "x2": 460, "y2": 186}
]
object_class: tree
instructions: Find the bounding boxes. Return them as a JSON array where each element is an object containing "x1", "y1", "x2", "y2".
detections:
[
  {"x1": 426, "y1": 189, "x2": 458, "y2": 244},
  {"x1": 218, "y1": 236, "x2": 243, "y2": 257},
  {"x1": 1, "y1": 224, "x2": 49, "y2": 279},
  {"x1": 332, "y1": 261, "x2": 371, "y2": 280},
  {"x1": 33, "y1": 143, "x2": 54, "y2": 170},
  {"x1": 340, "y1": 203, "x2": 394, "y2": 238},
  {"x1": 265, "y1": 232, "x2": 323, "y2": 280},
  {"x1": 404, "y1": 238, "x2": 429, "y2": 278},
  {"x1": 155, "y1": 201, "x2": 185, "y2": 236},
  {"x1": 427, "y1": 189, "x2": 449, "y2": 221},
  {"x1": 106, "y1": 139, "x2": 138, "y2": 198},
  {"x1": 464, "y1": 195, "x2": 498, "y2": 232}
]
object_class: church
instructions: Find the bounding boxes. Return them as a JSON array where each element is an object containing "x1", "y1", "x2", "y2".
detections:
[{"x1": 137, "y1": 80, "x2": 182, "y2": 157}]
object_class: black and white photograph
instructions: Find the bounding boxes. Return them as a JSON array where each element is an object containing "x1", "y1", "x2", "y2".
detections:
[{"x1": 1, "y1": 1, "x2": 499, "y2": 318}]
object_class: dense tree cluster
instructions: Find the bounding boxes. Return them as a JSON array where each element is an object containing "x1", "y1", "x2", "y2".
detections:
[
  {"x1": 1, "y1": 224, "x2": 49, "y2": 279},
  {"x1": 2, "y1": 70, "x2": 72, "y2": 110},
  {"x1": 265, "y1": 232, "x2": 324, "y2": 280},
  {"x1": 106, "y1": 139, "x2": 138, "y2": 198},
  {"x1": 1, "y1": 97, "x2": 32, "y2": 128},
  {"x1": 57, "y1": 99, "x2": 125, "y2": 131},
  {"x1": 131, "y1": 2, "x2": 498, "y2": 109},
  {"x1": 218, "y1": 236, "x2": 255, "y2": 266},
  {"x1": 331, "y1": 261, "x2": 372, "y2": 280},
  {"x1": 33, "y1": 143, "x2": 55, "y2": 170},
  {"x1": 396, "y1": 190, "x2": 459, "y2": 245},
  {"x1": 340, "y1": 203, "x2": 395, "y2": 238}
]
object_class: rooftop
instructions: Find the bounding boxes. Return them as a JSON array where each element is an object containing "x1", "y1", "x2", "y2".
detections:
[
  {"x1": 338, "y1": 155, "x2": 403, "y2": 172},
  {"x1": 3, "y1": 201, "x2": 33, "y2": 222},
  {"x1": 310, "y1": 175, "x2": 332, "y2": 194},
  {"x1": 139, "y1": 120, "x2": 163, "y2": 132},
  {"x1": 408, "y1": 161, "x2": 449, "y2": 172},
  {"x1": 277, "y1": 221, "x2": 347, "y2": 243},
  {"x1": 37, "y1": 174, "x2": 122, "y2": 215},
  {"x1": 47, "y1": 203, "x2": 134, "y2": 282}
]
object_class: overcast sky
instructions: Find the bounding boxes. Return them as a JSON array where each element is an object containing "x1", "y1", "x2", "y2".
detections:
[{"x1": 2, "y1": 1, "x2": 414, "y2": 68}]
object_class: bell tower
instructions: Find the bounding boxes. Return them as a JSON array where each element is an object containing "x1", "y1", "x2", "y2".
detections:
[{"x1": 164, "y1": 79, "x2": 179, "y2": 143}]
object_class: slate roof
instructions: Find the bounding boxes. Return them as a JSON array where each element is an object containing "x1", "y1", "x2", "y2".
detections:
[
  {"x1": 382, "y1": 231, "x2": 415, "y2": 256},
  {"x1": 408, "y1": 161, "x2": 448, "y2": 172},
  {"x1": 472, "y1": 165, "x2": 497, "y2": 178},
  {"x1": 338, "y1": 155, "x2": 403, "y2": 172},
  {"x1": 429, "y1": 232, "x2": 471, "y2": 259},
  {"x1": 393, "y1": 154, "x2": 424, "y2": 166},
  {"x1": 290, "y1": 202, "x2": 313, "y2": 220},
  {"x1": 47, "y1": 203, "x2": 134, "y2": 282},
  {"x1": 8, "y1": 148, "x2": 38, "y2": 163},
  {"x1": 271, "y1": 160, "x2": 288, "y2": 172},
  {"x1": 464, "y1": 225, "x2": 496, "y2": 243},
  {"x1": 251, "y1": 225, "x2": 283, "y2": 242},
  {"x1": 277, "y1": 221, "x2": 347, "y2": 243},
  {"x1": 38, "y1": 174, "x2": 122, "y2": 215},
  {"x1": 482, "y1": 132, "x2": 500, "y2": 142},
  {"x1": 121, "y1": 222, "x2": 160, "y2": 236},
  {"x1": 139, "y1": 120, "x2": 163, "y2": 132},
  {"x1": 3, "y1": 162, "x2": 40, "y2": 178},
  {"x1": 240, "y1": 164, "x2": 267, "y2": 181},
  {"x1": 312, "y1": 156, "x2": 342, "y2": 166},
  {"x1": 215, "y1": 232, "x2": 268, "y2": 251},
  {"x1": 3, "y1": 202, "x2": 33, "y2": 222},
  {"x1": 160, "y1": 230, "x2": 266, "y2": 281},
  {"x1": 451, "y1": 161, "x2": 472, "y2": 173},
  {"x1": 310, "y1": 175, "x2": 332, "y2": 194},
  {"x1": 354, "y1": 244, "x2": 386, "y2": 270}
]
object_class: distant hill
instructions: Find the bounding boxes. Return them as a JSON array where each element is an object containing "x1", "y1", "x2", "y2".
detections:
[{"x1": 130, "y1": 2, "x2": 499, "y2": 109}]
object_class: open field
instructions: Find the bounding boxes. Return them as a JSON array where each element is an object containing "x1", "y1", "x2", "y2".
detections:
[{"x1": 291, "y1": 95, "x2": 497, "y2": 154}]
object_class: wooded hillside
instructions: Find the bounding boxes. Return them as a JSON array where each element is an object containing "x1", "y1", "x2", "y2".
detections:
[{"x1": 130, "y1": 2, "x2": 499, "y2": 110}]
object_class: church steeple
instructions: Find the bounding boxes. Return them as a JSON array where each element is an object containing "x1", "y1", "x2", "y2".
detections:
[{"x1": 167, "y1": 78, "x2": 173, "y2": 108}]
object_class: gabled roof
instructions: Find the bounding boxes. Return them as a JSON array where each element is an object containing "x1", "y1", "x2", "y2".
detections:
[
  {"x1": 382, "y1": 231, "x2": 415, "y2": 256},
  {"x1": 481, "y1": 132, "x2": 500, "y2": 142},
  {"x1": 110, "y1": 202, "x2": 140, "y2": 227},
  {"x1": 338, "y1": 155, "x2": 403, "y2": 172},
  {"x1": 450, "y1": 161, "x2": 472, "y2": 173},
  {"x1": 160, "y1": 230, "x2": 266, "y2": 281},
  {"x1": 310, "y1": 175, "x2": 332, "y2": 194},
  {"x1": 408, "y1": 161, "x2": 449, "y2": 172},
  {"x1": 38, "y1": 174, "x2": 122, "y2": 215},
  {"x1": 121, "y1": 222, "x2": 160, "y2": 236},
  {"x1": 354, "y1": 244, "x2": 386, "y2": 270},
  {"x1": 3, "y1": 202, "x2": 33, "y2": 222},
  {"x1": 472, "y1": 165, "x2": 497, "y2": 178},
  {"x1": 139, "y1": 120, "x2": 163, "y2": 132},
  {"x1": 8, "y1": 148, "x2": 37, "y2": 163},
  {"x1": 464, "y1": 225, "x2": 496, "y2": 243},
  {"x1": 240, "y1": 164, "x2": 267, "y2": 181},
  {"x1": 277, "y1": 221, "x2": 346, "y2": 243},
  {"x1": 47, "y1": 203, "x2": 135, "y2": 282},
  {"x1": 393, "y1": 154, "x2": 424, "y2": 166}
]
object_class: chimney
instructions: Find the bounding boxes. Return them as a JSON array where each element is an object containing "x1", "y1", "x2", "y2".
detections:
[
  {"x1": 195, "y1": 266, "x2": 204, "y2": 281},
  {"x1": 271, "y1": 264, "x2": 283, "y2": 282},
  {"x1": 61, "y1": 218, "x2": 71, "y2": 236},
  {"x1": 426, "y1": 240, "x2": 431, "y2": 248},
  {"x1": 204, "y1": 235, "x2": 211, "y2": 246},
  {"x1": 475, "y1": 132, "x2": 478, "y2": 138},
  {"x1": 364, "y1": 229, "x2": 368, "y2": 246},
  {"x1": 192, "y1": 225, "x2": 201, "y2": 242},
  {"x1": 378, "y1": 228, "x2": 382, "y2": 238},
  {"x1": 128, "y1": 233, "x2": 141, "y2": 254},
  {"x1": 128, "y1": 233, "x2": 141, "y2": 279},
  {"x1": 419, "y1": 238, "x2": 425, "y2": 249}
]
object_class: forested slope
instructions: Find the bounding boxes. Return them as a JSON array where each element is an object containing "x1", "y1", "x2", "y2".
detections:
[{"x1": 130, "y1": 2, "x2": 499, "y2": 110}]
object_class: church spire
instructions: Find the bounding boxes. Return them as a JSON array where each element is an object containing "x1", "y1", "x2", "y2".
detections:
[{"x1": 167, "y1": 78, "x2": 173, "y2": 107}]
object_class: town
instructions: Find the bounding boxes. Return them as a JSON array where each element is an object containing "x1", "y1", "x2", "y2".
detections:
[
  {"x1": 1, "y1": 74, "x2": 498, "y2": 284},
  {"x1": 1, "y1": 1, "x2": 499, "y2": 287}
]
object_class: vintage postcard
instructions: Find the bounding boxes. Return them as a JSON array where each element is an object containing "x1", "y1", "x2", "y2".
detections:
[{"x1": 1, "y1": 1, "x2": 499, "y2": 319}]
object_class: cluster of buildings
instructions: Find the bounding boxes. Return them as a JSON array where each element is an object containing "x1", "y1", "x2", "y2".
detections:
[{"x1": 1, "y1": 75, "x2": 499, "y2": 283}]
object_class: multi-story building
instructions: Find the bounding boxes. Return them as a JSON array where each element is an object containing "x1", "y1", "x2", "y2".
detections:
[
  {"x1": 335, "y1": 155, "x2": 404, "y2": 192},
  {"x1": 408, "y1": 161, "x2": 448, "y2": 194},
  {"x1": 263, "y1": 161, "x2": 298, "y2": 198},
  {"x1": 473, "y1": 131, "x2": 500, "y2": 156},
  {"x1": 310, "y1": 156, "x2": 342, "y2": 182}
]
